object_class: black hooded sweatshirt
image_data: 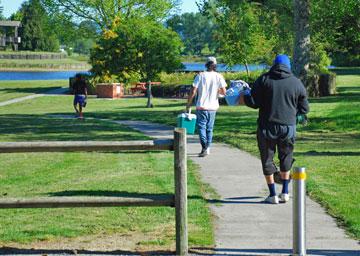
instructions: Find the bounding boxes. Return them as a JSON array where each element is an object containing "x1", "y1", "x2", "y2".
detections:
[{"x1": 245, "y1": 64, "x2": 309, "y2": 127}]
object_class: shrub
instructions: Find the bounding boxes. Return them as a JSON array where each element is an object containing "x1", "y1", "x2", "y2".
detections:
[
  {"x1": 90, "y1": 17, "x2": 183, "y2": 84},
  {"x1": 151, "y1": 71, "x2": 265, "y2": 97}
]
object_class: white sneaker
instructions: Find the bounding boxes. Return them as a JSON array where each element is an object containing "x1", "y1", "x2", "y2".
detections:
[
  {"x1": 279, "y1": 193, "x2": 290, "y2": 203},
  {"x1": 198, "y1": 148, "x2": 209, "y2": 157},
  {"x1": 264, "y1": 195, "x2": 279, "y2": 204}
]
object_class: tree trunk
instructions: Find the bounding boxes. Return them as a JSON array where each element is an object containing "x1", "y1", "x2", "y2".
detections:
[
  {"x1": 146, "y1": 80, "x2": 153, "y2": 108},
  {"x1": 293, "y1": 0, "x2": 310, "y2": 82},
  {"x1": 244, "y1": 61, "x2": 250, "y2": 77}
]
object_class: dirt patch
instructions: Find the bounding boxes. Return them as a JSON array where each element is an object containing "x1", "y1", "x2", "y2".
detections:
[{"x1": 0, "y1": 232, "x2": 175, "y2": 255}]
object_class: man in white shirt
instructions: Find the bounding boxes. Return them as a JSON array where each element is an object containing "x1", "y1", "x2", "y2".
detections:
[{"x1": 186, "y1": 57, "x2": 227, "y2": 157}]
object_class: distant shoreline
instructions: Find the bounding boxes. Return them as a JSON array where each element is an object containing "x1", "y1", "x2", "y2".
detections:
[{"x1": 0, "y1": 68, "x2": 90, "y2": 72}]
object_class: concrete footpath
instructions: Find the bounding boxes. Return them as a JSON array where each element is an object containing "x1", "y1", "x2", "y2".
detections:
[{"x1": 117, "y1": 120, "x2": 360, "y2": 256}]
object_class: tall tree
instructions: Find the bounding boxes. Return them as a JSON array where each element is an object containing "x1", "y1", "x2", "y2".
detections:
[
  {"x1": 200, "y1": 0, "x2": 275, "y2": 74},
  {"x1": 0, "y1": 0, "x2": 3, "y2": 19},
  {"x1": 19, "y1": 0, "x2": 59, "y2": 51},
  {"x1": 293, "y1": 0, "x2": 310, "y2": 79},
  {"x1": 41, "y1": 0, "x2": 180, "y2": 30},
  {"x1": 166, "y1": 12, "x2": 215, "y2": 55},
  {"x1": 311, "y1": 0, "x2": 360, "y2": 66}
]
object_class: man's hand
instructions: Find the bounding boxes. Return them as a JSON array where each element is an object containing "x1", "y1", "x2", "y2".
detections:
[
  {"x1": 243, "y1": 88, "x2": 251, "y2": 96},
  {"x1": 296, "y1": 114, "x2": 308, "y2": 125}
]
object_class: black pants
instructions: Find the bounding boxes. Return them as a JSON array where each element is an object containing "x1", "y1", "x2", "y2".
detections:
[{"x1": 257, "y1": 127, "x2": 295, "y2": 176}]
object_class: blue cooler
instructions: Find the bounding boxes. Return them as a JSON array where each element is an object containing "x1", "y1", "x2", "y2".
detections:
[
  {"x1": 225, "y1": 80, "x2": 249, "y2": 106},
  {"x1": 177, "y1": 112, "x2": 197, "y2": 134}
]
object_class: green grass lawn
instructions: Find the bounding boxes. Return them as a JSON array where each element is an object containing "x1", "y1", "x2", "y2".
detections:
[
  {"x1": 0, "y1": 95, "x2": 214, "y2": 249},
  {"x1": 0, "y1": 67, "x2": 359, "y2": 246},
  {"x1": 0, "y1": 80, "x2": 68, "y2": 102},
  {"x1": 44, "y1": 68, "x2": 357, "y2": 240}
]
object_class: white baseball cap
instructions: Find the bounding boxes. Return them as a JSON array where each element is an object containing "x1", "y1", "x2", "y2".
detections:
[{"x1": 206, "y1": 56, "x2": 217, "y2": 65}]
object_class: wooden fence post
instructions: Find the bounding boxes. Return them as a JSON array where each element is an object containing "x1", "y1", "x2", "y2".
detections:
[{"x1": 174, "y1": 128, "x2": 188, "y2": 256}]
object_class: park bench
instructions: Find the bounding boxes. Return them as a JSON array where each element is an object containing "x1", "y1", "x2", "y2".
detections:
[
  {"x1": 130, "y1": 82, "x2": 161, "y2": 95},
  {"x1": 130, "y1": 82, "x2": 147, "y2": 95},
  {"x1": 178, "y1": 85, "x2": 192, "y2": 98}
]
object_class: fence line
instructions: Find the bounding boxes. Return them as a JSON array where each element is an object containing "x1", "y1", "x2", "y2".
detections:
[
  {"x1": 0, "y1": 139, "x2": 173, "y2": 153},
  {"x1": 0, "y1": 129, "x2": 188, "y2": 255}
]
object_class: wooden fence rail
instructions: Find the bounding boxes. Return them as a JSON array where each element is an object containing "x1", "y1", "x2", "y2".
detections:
[
  {"x1": 0, "y1": 129, "x2": 188, "y2": 255},
  {"x1": 0, "y1": 139, "x2": 173, "y2": 153}
]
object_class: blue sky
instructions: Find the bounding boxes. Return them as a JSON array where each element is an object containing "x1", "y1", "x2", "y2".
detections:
[{"x1": 2, "y1": 0, "x2": 199, "y2": 18}]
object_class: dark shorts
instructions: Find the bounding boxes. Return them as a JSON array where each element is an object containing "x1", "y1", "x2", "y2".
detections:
[
  {"x1": 74, "y1": 95, "x2": 86, "y2": 107},
  {"x1": 257, "y1": 124, "x2": 296, "y2": 175}
]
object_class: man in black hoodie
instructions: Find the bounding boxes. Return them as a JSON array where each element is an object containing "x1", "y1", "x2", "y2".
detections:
[{"x1": 244, "y1": 54, "x2": 309, "y2": 204}]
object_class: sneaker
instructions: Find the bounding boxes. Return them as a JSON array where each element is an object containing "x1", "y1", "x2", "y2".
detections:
[
  {"x1": 206, "y1": 148, "x2": 210, "y2": 155},
  {"x1": 264, "y1": 195, "x2": 279, "y2": 204},
  {"x1": 279, "y1": 193, "x2": 290, "y2": 203},
  {"x1": 198, "y1": 148, "x2": 209, "y2": 157}
]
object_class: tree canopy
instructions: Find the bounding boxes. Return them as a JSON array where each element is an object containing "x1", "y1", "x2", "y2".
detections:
[
  {"x1": 166, "y1": 12, "x2": 216, "y2": 56},
  {"x1": 41, "y1": 0, "x2": 180, "y2": 30},
  {"x1": 199, "y1": 0, "x2": 276, "y2": 73},
  {"x1": 0, "y1": 1, "x2": 3, "y2": 19},
  {"x1": 198, "y1": 0, "x2": 359, "y2": 69},
  {"x1": 19, "y1": 0, "x2": 59, "y2": 51},
  {"x1": 90, "y1": 17, "x2": 183, "y2": 82}
]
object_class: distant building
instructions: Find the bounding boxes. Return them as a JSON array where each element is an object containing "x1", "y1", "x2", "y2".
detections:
[{"x1": 0, "y1": 21, "x2": 21, "y2": 51}]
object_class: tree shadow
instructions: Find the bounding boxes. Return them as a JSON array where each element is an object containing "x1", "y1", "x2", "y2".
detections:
[
  {"x1": 0, "y1": 86, "x2": 61, "y2": 94},
  {"x1": 112, "y1": 102, "x2": 185, "y2": 110},
  {"x1": 47, "y1": 190, "x2": 203, "y2": 201},
  {"x1": 331, "y1": 67, "x2": 360, "y2": 76},
  {"x1": 297, "y1": 150, "x2": 360, "y2": 156},
  {"x1": 309, "y1": 94, "x2": 360, "y2": 104},
  {"x1": 0, "y1": 113, "x2": 148, "y2": 142}
]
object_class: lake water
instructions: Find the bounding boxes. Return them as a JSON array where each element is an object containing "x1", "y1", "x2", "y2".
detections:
[
  {"x1": 0, "y1": 71, "x2": 85, "y2": 81},
  {"x1": 0, "y1": 63, "x2": 268, "y2": 80},
  {"x1": 182, "y1": 63, "x2": 267, "y2": 72}
]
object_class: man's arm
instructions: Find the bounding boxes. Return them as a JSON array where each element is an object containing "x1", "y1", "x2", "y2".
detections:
[
  {"x1": 297, "y1": 85, "x2": 309, "y2": 114},
  {"x1": 219, "y1": 87, "x2": 226, "y2": 96},
  {"x1": 186, "y1": 87, "x2": 197, "y2": 112},
  {"x1": 244, "y1": 78, "x2": 262, "y2": 109}
]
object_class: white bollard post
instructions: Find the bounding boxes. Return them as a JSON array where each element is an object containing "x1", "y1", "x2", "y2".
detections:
[{"x1": 293, "y1": 167, "x2": 307, "y2": 256}]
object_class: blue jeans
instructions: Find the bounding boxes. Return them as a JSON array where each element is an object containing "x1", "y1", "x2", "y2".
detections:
[{"x1": 196, "y1": 110, "x2": 216, "y2": 150}]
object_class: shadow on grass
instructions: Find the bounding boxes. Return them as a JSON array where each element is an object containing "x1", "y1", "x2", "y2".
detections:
[
  {"x1": 47, "y1": 190, "x2": 203, "y2": 201},
  {"x1": 309, "y1": 94, "x2": 360, "y2": 103},
  {"x1": 0, "y1": 247, "x2": 174, "y2": 255},
  {"x1": 296, "y1": 151, "x2": 360, "y2": 156},
  {"x1": 215, "y1": 111, "x2": 258, "y2": 133},
  {"x1": 331, "y1": 67, "x2": 360, "y2": 76},
  {"x1": 0, "y1": 86, "x2": 61, "y2": 94},
  {"x1": 0, "y1": 114, "x2": 148, "y2": 142},
  {"x1": 112, "y1": 102, "x2": 185, "y2": 110}
]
